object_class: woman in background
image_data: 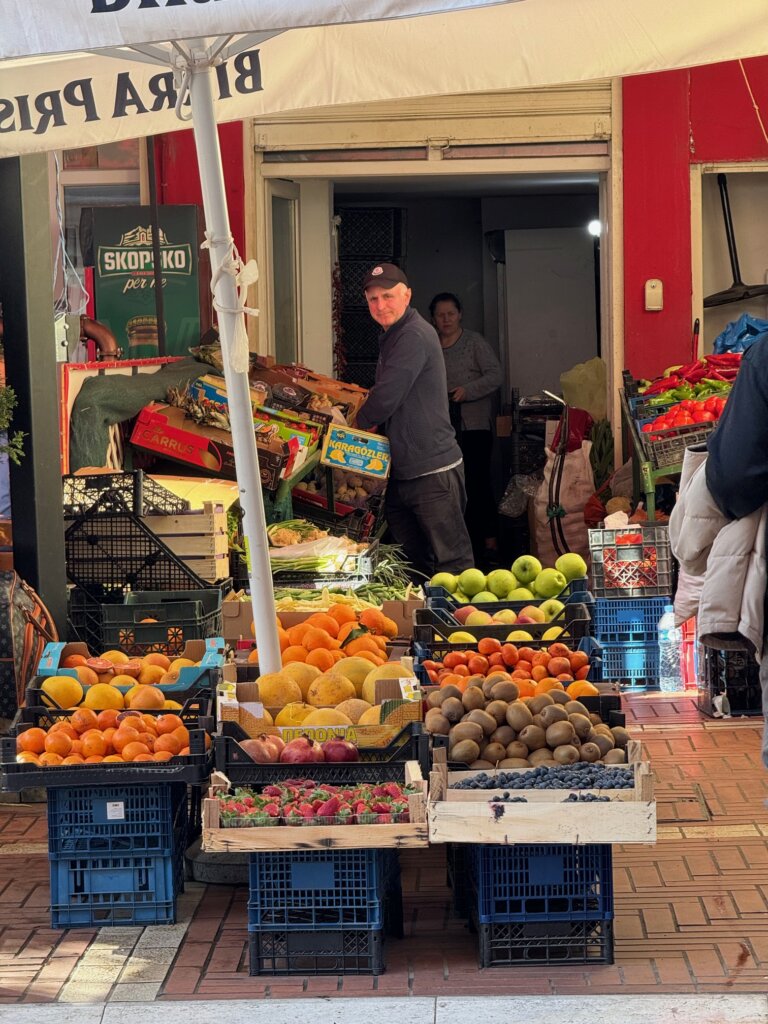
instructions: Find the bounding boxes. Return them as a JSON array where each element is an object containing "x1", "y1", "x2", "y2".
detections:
[{"x1": 430, "y1": 292, "x2": 502, "y2": 565}]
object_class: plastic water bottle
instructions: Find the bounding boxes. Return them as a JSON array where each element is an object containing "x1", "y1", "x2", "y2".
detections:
[{"x1": 657, "y1": 604, "x2": 682, "y2": 692}]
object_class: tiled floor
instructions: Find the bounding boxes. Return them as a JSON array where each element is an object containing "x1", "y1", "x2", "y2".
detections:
[{"x1": 3, "y1": 693, "x2": 768, "y2": 1001}]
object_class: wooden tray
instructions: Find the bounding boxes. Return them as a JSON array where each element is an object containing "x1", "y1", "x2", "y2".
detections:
[
  {"x1": 428, "y1": 741, "x2": 655, "y2": 846},
  {"x1": 202, "y1": 760, "x2": 428, "y2": 852}
]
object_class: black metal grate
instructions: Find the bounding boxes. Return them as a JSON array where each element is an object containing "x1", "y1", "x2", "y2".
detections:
[
  {"x1": 337, "y1": 207, "x2": 402, "y2": 258},
  {"x1": 339, "y1": 310, "x2": 381, "y2": 360},
  {"x1": 343, "y1": 362, "x2": 378, "y2": 389}
]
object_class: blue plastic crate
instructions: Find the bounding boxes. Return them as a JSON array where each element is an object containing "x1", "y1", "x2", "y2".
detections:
[
  {"x1": 47, "y1": 783, "x2": 187, "y2": 857},
  {"x1": 468, "y1": 844, "x2": 613, "y2": 924},
  {"x1": 593, "y1": 597, "x2": 670, "y2": 644},
  {"x1": 247, "y1": 849, "x2": 399, "y2": 931},
  {"x1": 594, "y1": 642, "x2": 659, "y2": 687},
  {"x1": 50, "y1": 853, "x2": 177, "y2": 928}
]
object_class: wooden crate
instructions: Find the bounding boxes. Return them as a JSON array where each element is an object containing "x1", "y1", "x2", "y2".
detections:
[
  {"x1": 428, "y1": 741, "x2": 655, "y2": 846},
  {"x1": 202, "y1": 762, "x2": 428, "y2": 852},
  {"x1": 141, "y1": 501, "x2": 229, "y2": 582}
]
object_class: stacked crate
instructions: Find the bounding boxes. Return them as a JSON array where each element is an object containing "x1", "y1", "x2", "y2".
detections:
[
  {"x1": 247, "y1": 849, "x2": 402, "y2": 976},
  {"x1": 466, "y1": 844, "x2": 614, "y2": 967},
  {"x1": 588, "y1": 525, "x2": 673, "y2": 690},
  {"x1": 47, "y1": 782, "x2": 188, "y2": 928}
]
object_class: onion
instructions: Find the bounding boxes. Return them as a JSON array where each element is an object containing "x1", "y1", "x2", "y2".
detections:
[
  {"x1": 240, "y1": 734, "x2": 280, "y2": 764},
  {"x1": 321, "y1": 738, "x2": 359, "y2": 763},
  {"x1": 280, "y1": 736, "x2": 324, "y2": 764}
]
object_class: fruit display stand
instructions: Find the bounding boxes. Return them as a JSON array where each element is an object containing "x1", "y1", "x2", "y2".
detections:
[
  {"x1": 201, "y1": 761, "x2": 428, "y2": 852},
  {"x1": 427, "y1": 743, "x2": 655, "y2": 846}
]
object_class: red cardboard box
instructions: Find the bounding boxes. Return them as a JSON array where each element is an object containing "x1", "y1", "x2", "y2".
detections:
[{"x1": 130, "y1": 403, "x2": 294, "y2": 489}]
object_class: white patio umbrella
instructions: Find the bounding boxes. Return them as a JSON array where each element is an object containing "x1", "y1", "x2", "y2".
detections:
[{"x1": 2, "y1": 0, "x2": 768, "y2": 669}]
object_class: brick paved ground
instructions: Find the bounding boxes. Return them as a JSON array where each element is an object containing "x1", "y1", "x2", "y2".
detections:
[{"x1": 3, "y1": 694, "x2": 768, "y2": 1001}]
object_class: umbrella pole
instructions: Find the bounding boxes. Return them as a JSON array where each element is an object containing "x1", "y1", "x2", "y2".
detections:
[{"x1": 187, "y1": 63, "x2": 281, "y2": 674}]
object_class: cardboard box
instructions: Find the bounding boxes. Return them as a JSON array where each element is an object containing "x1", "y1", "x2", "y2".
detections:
[
  {"x1": 381, "y1": 597, "x2": 425, "y2": 639},
  {"x1": 130, "y1": 402, "x2": 293, "y2": 489},
  {"x1": 320, "y1": 425, "x2": 390, "y2": 480}
]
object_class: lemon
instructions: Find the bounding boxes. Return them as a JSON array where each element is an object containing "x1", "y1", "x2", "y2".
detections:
[{"x1": 82, "y1": 682, "x2": 124, "y2": 711}]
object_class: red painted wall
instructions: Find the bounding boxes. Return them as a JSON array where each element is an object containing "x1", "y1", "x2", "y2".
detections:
[{"x1": 623, "y1": 57, "x2": 768, "y2": 379}]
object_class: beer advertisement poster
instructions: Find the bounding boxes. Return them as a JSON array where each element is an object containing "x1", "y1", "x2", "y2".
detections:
[{"x1": 88, "y1": 205, "x2": 200, "y2": 358}]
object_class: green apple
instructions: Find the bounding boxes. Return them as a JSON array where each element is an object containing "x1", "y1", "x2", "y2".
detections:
[
  {"x1": 555, "y1": 553, "x2": 588, "y2": 583},
  {"x1": 492, "y1": 609, "x2": 518, "y2": 625},
  {"x1": 511, "y1": 555, "x2": 542, "y2": 585},
  {"x1": 539, "y1": 598, "x2": 566, "y2": 622},
  {"x1": 453, "y1": 591, "x2": 469, "y2": 603},
  {"x1": 533, "y1": 568, "x2": 568, "y2": 598},
  {"x1": 507, "y1": 588, "x2": 535, "y2": 601},
  {"x1": 486, "y1": 568, "x2": 518, "y2": 599},
  {"x1": 458, "y1": 567, "x2": 487, "y2": 598},
  {"x1": 430, "y1": 571, "x2": 458, "y2": 593},
  {"x1": 466, "y1": 610, "x2": 494, "y2": 626},
  {"x1": 472, "y1": 591, "x2": 499, "y2": 603}
]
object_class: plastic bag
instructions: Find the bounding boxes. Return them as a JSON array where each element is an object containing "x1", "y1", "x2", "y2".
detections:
[
  {"x1": 551, "y1": 408, "x2": 594, "y2": 453},
  {"x1": 713, "y1": 312, "x2": 768, "y2": 355},
  {"x1": 498, "y1": 472, "x2": 542, "y2": 519},
  {"x1": 533, "y1": 441, "x2": 594, "y2": 566},
  {"x1": 560, "y1": 357, "x2": 607, "y2": 422}
]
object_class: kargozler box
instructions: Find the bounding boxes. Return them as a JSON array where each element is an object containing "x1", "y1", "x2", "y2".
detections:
[
  {"x1": 320, "y1": 425, "x2": 390, "y2": 480},
  {"x1": 130, "y1": 403, "x2": 293, "y2": 489}
]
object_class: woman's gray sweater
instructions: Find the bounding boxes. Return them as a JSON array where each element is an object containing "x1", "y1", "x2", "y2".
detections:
[{"x1": 441, "y1": 329, "x2": 502, "y2": 432}]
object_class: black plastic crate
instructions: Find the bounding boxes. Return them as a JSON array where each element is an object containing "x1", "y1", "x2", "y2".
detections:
[
  {"x1": 100, "y1": 589, "x2": 223, "y2": 657},
  {"x1": 247, "y1": 849, "x2": 399, "y2": 930},
  {"x1": 47, "y1": 782, "x2": 187, "y2": 858},
  {"x1": 412, "y1": 602, "x2": 591, "y2": 651},
  {"x1": 473, "y1": 915, "x2": 614, "y2": 967},
  {"x1": 697, "y1": 644, "x2": 762, "y2": 717},
  {"x1": 65, "y1": 504, "x2": 210, "y2": 595},
  {"x1": 63, "y1": 472, "x2": 190, "y2": 518},
  {"x1": 50, "y1": 852, "x2": 177, "y2": 928},
  {"x1": 291, "y1": 494, "x2": 386, "y2": 543},
  {"x1": 248, "y1": 925, "x2": 385, "y2": 975},
  {"x1": 468, "y1": 844, "x2": 613, "y2": 923},
  {"x1": 593, "y1": 597, "x2": 670, "y2": 644},
  {"x1": 214, "y1": 721, "x2": 428, "y2": 786}
]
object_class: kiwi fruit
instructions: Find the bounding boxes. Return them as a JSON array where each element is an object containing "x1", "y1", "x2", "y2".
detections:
[
  {"x1": 451, "y1": 739, "x2": 481, "y2": 765},
  {"x1": 485, "y1": 700, "x2": 509, "y2": 726},
  {"x1": 498, "y1": 758, "x2": 530, "y2": 768},
  {"x1": 588, "y1": 730, "x2": 615, "y2": 756},
  {"x1": 435, "y1": 684, "x2": 464, "y2": 703},
  {"x1": 539, "y1": 704, "x2": 568, "y2": 728},
  {"x1": 527, "y1": 694, "x2": 555, "y2": 714},
  {"x1": 553, "y1": 744, "x2": 580, "y2": 765},
  {"x1": 565, "y1": 700, "x2": 590, "y2": 718},
  {"x1": 449, "y1": 721, "x2": 485, "y2": 746},
  {"x1": 489, "y1": 725, "x2": 516, "y2": 747},
  {"x1": 518, "y1": 724, "x2": 547, "y2": 751},
  {"x1": 569, "y1": 713, "x2": 593, "y2": 740},
  {"x1": 528, "y1": 747, "x2": 555, "y2": 765},
  {"x1": 481, "y1": 742, "x2": 507, "y2": 765},
  {"x1": 469, "y1": 759, "x2": 495, "y2": 769},
  {"x1": 610, "y1": 726, "x2": 631, "y2": 749},
  {"x1": 589, "y1": 712, "x2": 603, "y2": 725},
  {"x1": 426, "y1": 690, "x2": 445, "y2": 709},
  {"x1": 441, "y1": 697, "x2": 464, "y2": 723},
  {"x1": 424, "y1": 709, "x2": 451, "y2": 735},
  {"x1": 505, "y1": 740, "x2": 529, "y2": 760},
  {"x1": 466, "y1": 709, "x2": 498, "y2": 735},
  {"x1": 506, "y1": 701, "x2": 534, "y2": 731},
  {"x1": 603, "y1": 748, "x2": 627, "y2": 765},
  {"x1": 545, "y1": 720, "x2": 576, "y2": 748},
  {"x1": 531, "y1": 713, "x2": 545, "y2": 729},
  {"x1": 486, "y1": 670, "x2": 513, "y2": 686},
  {"x1": 592, "y1": 723, "x2": 613, "y2": 737},
  {"x1": 550, "y1": 689, "x2": 571, "y2": 704},
  {"x1": 579, "y1": 741, "x2": 601, "y2": 763},
  {"x1": 461, "y1": 687, "x2": 486, "y2": 712},
  {"x1": 490, "y1": 680, "x2": 519, "y2": 703}
]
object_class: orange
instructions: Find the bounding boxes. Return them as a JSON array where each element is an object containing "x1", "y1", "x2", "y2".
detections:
[
  {"x1": 173, "y1": 725, "x2": 190, "y2": 749},
  {"x1": 467, "y1": 655, "x2": 489, "y2": 675},
  {"x1": 516, "y1": 680, "x2": 537, "y2": 698},
  {"x1": 44, "y1": 732, "x2": 72, "y2": 757},
  {"x1": 153, "y1": 750, "x2": 174, "y2": 762},
  {"x1": 73, "y1": 665, "x2": 99, "y2": 688},
  {"x1": 247, "y1": 648, "x2": 259, "y2": 665},
  {"x1": 70, "y1": 708, "x2": 99, "y2": 734},
  {"x1": 132, "y1": 753, "x2": 154, "y2": 762},
  {"x1": 80, "y1": 731, "x2": 107, "y2": 758},
  {"x1": 15, "y1": 751, "x2": 40, "y2": 764},
  {"x1": 547, "y1": 657, "x2": 572, "y2": 677},
  {"x1": 48, "y1": 722, "x2": 78, "y2": 740},
  {"x1": 277, "y1": 628, "x2": 291, "y2": 652},
  {"x1": 531, "y1": 665, "x2": 548, "y2": 682},
  {"x1": 305, "y1": 613, "x2": 340, "y2": 638},
  {"x1": 178, "y1": 746, "x2": 191, "y2": 756},
  {"x1": 569, "y1": 651, "x2": 590, "y2": 672},
  {"x1": 71, "y1": 740, "x2": 83, "y2": 755},
  {"x1": 344, "y1": 636, "x2": 380, "y2": 657},
  {"x1": 282, "y1": 645, "x2": 309, "y2": 665},
  {"x1": 96, "y1": 708, "x2": 120, "y2": 730},
  {"x1": 156, "y1": 714, "x2": 184, "y2": 735},
  {"x1": 531, "y1": 651, "x2": 550, "y2": 669},
  {"x1": 39, "y1": 752, "x2": 64, "y2": 766},
  {"x1": 477, "y1": 637, "x2": 502, "y2": 656},
  {"x1": 443, "y1": 651, "x2": 469, "y2": 669},
  {"x1": 328, "y1": 604, "x2": 357, "y2": 626},
  {"x1": 154, "y1": 734, "x2": 181, "y2": 755},
  {"x1": 305, "y1": 648, "x2": 335, "y2": 672},
  {"x1": 142, "y1": 652, "x2": 171, "y2": 670},
  {"x1": 61, "y1": 654, "x2": 88, "y2": 668},
  {"x1": 121, "y1": 741, "x2": 151, "y2": 761},
  {"x1": 355, "y1": 650, "x2": 384, "y2": 666},
  {"x1": 329, "y1": 649, "x2": 346, "y2": 663},
  {"x1": 112, "y1": 728, "x2": 141, "y2": 753},
  {"x1": 127, "y1": 686, "x2": 164, "y2": 711},
  {"x1": 516, "y1": 660, "x2": 533, "y2": 677},
  {"x1": 535, "y1": 678, "x2": 565, "y2": 695},
  {"x1": 302, "y1": 627, "x2": 335, "y2": 652},
  {"x1": 62, "y1": 754, "x2": 85, "y2": 765},
  {"x1": 101, "y1": 728, "x2": 116, "y2": 753},
  {"x1": 359, "y1": 608, "x2": 387, "y2": 635},
  {"x1": 140, "y1": 714, "x2": 159, "y2": 732},
  {"x1": 566, "y1": 680, "x2": 600, "y2": 698},
  {"x1": 84, "y1": 755, "x2": 104, "y2": 763},
  {"x1": 16, "y1": 728, "x2": 47, "y2": 755},
  {"x1": 487, "y1": 652, "x2": 505, "y2": 669},
  {"x1": 103, "y1": 754, "x2": 124, "y2": 763},
  {"x1": 380, "y1": 616, "x2": 399, "y2": 639},
  {"x1": 286, "y1": 622, "x2": 312, "y2": 647}
]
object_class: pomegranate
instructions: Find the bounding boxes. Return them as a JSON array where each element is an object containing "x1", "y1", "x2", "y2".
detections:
[
  {"x1": 279, "y1": 736, "x2": 324, "y2": 764},
  {"x1": 321, "y1": 737, "x2": 359, "y2": 763},
  {"x1": 240, "y1": 735, "x2": 280, "y2": 764},
  {"x1": 268, "y1": 734, "x2": 285, "y2": 757}
]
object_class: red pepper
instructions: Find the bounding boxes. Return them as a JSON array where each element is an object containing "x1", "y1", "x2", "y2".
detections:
[
  {"x1": 643, "y1": 377, "x2": 680, "y2": 395},
  {"x1": 705, "y1": 352, "x2": 742, "y2": 366}
]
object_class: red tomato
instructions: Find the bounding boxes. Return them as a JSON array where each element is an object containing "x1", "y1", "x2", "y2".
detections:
[{"x1": 695, "y1": 410, "x2": 716, "y2": 422}]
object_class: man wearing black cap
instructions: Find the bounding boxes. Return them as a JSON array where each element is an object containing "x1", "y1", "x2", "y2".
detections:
[{"x1": 356, "y1": 263, "x2": 474, "y2": 577}]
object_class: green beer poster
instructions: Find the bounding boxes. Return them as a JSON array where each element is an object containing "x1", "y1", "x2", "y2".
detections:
[{"x1": 90, "y1": 205, "x2": 200, "y2": 358}]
